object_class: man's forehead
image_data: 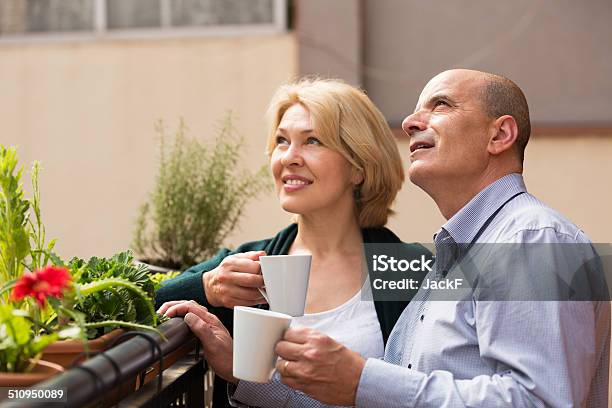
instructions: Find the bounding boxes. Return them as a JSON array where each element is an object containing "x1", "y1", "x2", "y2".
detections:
[{"x1": 415, "y1": 70, "x2": 485, "y2": 109}]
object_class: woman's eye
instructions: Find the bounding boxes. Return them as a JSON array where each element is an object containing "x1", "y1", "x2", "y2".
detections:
[
  {"x1": 434, "y1": 100, "x2": 449, "y2": 108},
  {"x1": 276, "y1": 136, "x2": 289, "y2": 145},
  {"x1": 306, "y1": 137, "x2": 322, "y2": 145}
]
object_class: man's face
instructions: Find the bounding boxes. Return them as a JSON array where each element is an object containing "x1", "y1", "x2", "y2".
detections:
[{"x1": 402, "y1": 70, "x2": 495, "y2": 189}]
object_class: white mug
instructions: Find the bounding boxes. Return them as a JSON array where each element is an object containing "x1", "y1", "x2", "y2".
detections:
[
  {"x1": 233, "y1": 306, "x2": 292, "y2": 383},
  {"x1": 258, "y1": 254, "x2": 312, "y2": 317}
]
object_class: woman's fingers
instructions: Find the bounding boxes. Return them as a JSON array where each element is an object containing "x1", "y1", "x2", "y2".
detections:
[
  {"x1": 227, "y1": 272, "x2": 265, "y2": 289},
  {"x1": 231, "y1": 251, "x2": 266, "y2": 260},
  {"x1": 223, "y1": 258, "x2": 262, "y2": 276},
  {"x1": 163, "y1": 300, "x2": 206, "y2": 318},
  {"x1": 156, "y1": 300, "x2": 188, "y2": 315}
]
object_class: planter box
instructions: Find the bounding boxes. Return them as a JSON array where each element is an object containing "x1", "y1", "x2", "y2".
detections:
[
  {"x1": 0, "y1": 360, "x2": 64, "y2": 387},
  {"x1": 41, "y1": 329, "x2": 124, "y2": 368}
]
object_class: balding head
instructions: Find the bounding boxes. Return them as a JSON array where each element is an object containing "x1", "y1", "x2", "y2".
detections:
[
  {"x1": 426, "y1": 69, "x2": 531, "y2": 163},
  {"x1": 478, "y1": 72, "x2": 531, "y2": 163}
]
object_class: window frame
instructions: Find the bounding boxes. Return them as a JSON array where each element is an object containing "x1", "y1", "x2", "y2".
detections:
[{"x1": 0, "y1": 0, "x2": 288, "y2": 44}]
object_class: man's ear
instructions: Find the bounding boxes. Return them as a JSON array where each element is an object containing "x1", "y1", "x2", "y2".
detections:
[{"x1": 488, "y1": 115, "x2": 518, "y2": 156}]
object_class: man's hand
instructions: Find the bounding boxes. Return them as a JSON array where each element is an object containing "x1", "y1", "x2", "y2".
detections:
[
  {"x1": 275, "y1": 327, "x2": 366, "y2": 406},
  {"x1": 202, "y1": 251, "x2": 267, "y2": 308},
  {"x1": 158, "y1": 300, "x2": 237, "y2": 383}
]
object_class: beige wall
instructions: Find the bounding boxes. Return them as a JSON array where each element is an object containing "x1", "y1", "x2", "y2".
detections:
[
  {"x1": 1, "y1": 33, "x2": 610, "y2": 264},
  {"x1": 0, "y1": 34, "x2": 297, "y2": 260},
  {"x1": 388, "y1": 133, "x2": 612, "y2": 243}
]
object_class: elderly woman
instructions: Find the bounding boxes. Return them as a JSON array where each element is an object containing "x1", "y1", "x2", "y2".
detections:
[{"x1": 156, "y1": 78, "x2": 429, "y2": 407}]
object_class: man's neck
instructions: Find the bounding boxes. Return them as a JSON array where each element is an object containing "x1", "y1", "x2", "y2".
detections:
[{"x1": 430, "y1": 169, "x2": 521, "y2": 220}]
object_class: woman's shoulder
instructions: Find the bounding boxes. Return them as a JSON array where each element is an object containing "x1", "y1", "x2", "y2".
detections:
[
  {"x1": 234, "y1": 223, "x2": 298, "y2": 254},
  {"x1": 363, "y1": 226, "x2": 432, "y2": 257}
]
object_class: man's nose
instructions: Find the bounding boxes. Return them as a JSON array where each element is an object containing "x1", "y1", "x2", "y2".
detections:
[{"x1": 402, "y1": 112, "x2": 427, "y2": 136}]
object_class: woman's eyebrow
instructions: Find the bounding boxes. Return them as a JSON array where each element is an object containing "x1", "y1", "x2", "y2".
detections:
[{"x1": 276, "y1": 127, "x2": 315, "y2": 133}]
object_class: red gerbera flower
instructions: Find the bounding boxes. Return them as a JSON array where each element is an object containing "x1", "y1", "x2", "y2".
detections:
[{"x1": 11, "y1": 266, "x2": 72, "y2": 306}]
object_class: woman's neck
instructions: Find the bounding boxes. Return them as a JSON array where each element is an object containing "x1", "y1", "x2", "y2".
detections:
[{"x1": 293, "y1": 211, "x2": 363, "y2": 258}]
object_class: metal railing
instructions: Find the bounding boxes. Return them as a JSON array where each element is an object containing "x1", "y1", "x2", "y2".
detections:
[{"x1": 0, "y1": 318, "x2": 208, "y2": 408}]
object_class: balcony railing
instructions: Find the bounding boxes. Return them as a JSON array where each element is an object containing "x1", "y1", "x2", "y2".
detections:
[{"x1": 0, "y1": 318, "x2": 209, "y2": 407}]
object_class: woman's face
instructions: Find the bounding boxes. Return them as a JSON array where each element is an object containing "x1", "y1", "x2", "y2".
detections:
[{"x1": 270, "y1": 104, "x2": 360, "y2": 218}]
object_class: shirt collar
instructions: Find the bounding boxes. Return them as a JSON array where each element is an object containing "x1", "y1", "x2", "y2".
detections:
[{"x1": 437, "y1": 173, "x2": 527, "y2": 244}]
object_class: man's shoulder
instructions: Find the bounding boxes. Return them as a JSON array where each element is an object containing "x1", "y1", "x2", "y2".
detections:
[{"x1": 492, "y1": 193, "x2": 591, "y2": 243}]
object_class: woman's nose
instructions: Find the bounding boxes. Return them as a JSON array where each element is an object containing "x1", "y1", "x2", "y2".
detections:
[{"x1": 280, "y1": 143, "x2": 304, "y2": 167}]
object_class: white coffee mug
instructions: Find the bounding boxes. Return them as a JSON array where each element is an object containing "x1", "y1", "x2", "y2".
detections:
[
  {"x1": 258, "y1": 254, "x2": 312, "y2": 317},
  {"x1": 233, "y1": 306, "x2": 292, "y2": 383}
]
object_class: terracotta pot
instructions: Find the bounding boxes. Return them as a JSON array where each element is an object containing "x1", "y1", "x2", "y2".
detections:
[
  {"x1": 41, "y1": 329, "x2": 124, "y2": 368},
  {"x1": 0, "y1": 359, "x2": 64, "y2": 387}
]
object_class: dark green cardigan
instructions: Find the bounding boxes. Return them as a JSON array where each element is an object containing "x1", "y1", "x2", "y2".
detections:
[{"x1": 154, "y1": 223, "x2": 430, "y2": 407}]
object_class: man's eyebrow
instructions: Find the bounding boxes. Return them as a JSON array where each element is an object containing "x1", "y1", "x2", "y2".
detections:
[{"x1": 427, "y1": 93, "x2": 456, "y2": 106}]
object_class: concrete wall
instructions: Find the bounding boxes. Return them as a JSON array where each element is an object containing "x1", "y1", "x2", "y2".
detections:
[{"x1": 0, "y1": 34, "x2": 297, "y2": 260}]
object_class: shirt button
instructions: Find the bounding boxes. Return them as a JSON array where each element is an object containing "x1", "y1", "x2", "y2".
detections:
[
  {"x1": 420, "y1": 314, "x2": 424, "y2": 321},
  {"x1": 408, "y1": 363, "x2": 412, "y2": 369}
]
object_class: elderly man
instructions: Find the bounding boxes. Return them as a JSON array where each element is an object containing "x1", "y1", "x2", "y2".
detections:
[
  {"x1": 175, "y1": 69, "x2": 609, "y2": 407},
  {"x1": 266, "y1": 69, "x2": 609, "y2": 407}
]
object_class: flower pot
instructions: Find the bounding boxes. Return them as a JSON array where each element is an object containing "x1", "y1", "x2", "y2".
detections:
[
  {"x1": 0, "y1": 359, "x2": 64, "y2": 387},
  {"x1": 41, "y1": 329, "x2": 124, "y2": 368}
]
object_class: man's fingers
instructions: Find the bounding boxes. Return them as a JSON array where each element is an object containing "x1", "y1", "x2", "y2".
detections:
[
  {"x1": 275, "y1": 340, "x2": 307, "y2": 361},
  {"x1": 282, "y1": 327, "x2": 312, "y2": 344}
]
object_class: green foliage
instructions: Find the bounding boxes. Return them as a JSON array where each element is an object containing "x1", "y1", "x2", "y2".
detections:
[
  {"x1": 0, "y1": 146, "x2": 31, "y2": 296},
  {"x1": 68, "y1": 251, "x2": 158, "y2": 339},
  {"x1": 150, "y1": 270, "x2": 180, "y2": 291},
  {"x1": 132, "y1": 115, "x2": 270, "y2": 270},
  {"x1": 0, "y1": 146, "x2": 60, "y2": 305},
  {"x1": 0, "y1": 305, "x2": 58, "y2": 373}
]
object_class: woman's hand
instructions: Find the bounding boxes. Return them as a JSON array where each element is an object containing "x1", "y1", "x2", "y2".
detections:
[
  {"x1": 202, "y1": 251, "x2": 267, "y2": 308},
  {"x1": 158, "y1": 300, "x2": 237, "y2": 383}
]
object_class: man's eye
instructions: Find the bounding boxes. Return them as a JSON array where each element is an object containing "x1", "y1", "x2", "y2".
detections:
[
  {"x1": 276, "y1": 136, "x2": 289, "y2": 145},
  {"x1": 434, "y1": 100, "x2": 449, "y2": 107},
  {"x1": 306, "y1": 137, "x2": 322, "y2": 145}
]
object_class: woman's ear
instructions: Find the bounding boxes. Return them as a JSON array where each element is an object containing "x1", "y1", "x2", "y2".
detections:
[
  {"x1": 351, "y1": 167, "x2": 364, "y2": 186},
  {"x1": 488, "y1": 115, "x2": 519, "y2": 156}
]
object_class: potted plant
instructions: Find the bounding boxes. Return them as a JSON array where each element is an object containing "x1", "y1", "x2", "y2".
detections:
[
  {"x1": 132, "y1": 116, "x2": 270, "y2": 272},
  {"x1": 40, "y1": 253, "x2": 161, "y2": 367},
  {"x1": 0, "y1": 145, "x2": 162, "y2": 380}
]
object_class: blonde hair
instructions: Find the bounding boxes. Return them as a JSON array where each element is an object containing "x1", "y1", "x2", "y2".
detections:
[{"x1": 266, "y1": 78, "x2": 404, "y2": 228}]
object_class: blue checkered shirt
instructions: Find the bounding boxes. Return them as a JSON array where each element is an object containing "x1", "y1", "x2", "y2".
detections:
[{"x1": 356, "y1": 173, "x2": 610, "y2": 407}]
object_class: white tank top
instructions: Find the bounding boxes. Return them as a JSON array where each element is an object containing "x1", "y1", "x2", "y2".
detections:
[{"x1": 289, "y1": 290, "x2": 384, "y2": 359}]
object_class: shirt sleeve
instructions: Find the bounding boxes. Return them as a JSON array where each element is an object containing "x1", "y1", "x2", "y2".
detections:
[
  {"x1": 154, "y1": 248, "x2": 231, "y2": 309},
  {"x1": 356, "y1": 228, "x2": 610, "y2": 407}
]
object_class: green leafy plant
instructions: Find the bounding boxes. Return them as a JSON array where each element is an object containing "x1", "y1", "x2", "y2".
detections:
[
  {"x1": 0, "y1": 145, "x2": 164, "y2": 374},
  {"x1": 68, "y1": 251, "x2": 158, "y2": 339},
  {"x1": 0, "y1": 146, "x2": 31, "y2": 299},
  {"x1": 132, "y1": 115, "x2": 270, "y2": 270},
  {"x1": 0, "y1": 147, "x2": 60, "y2": 304},
  {"x1": 0, "y1": 305, "x2": 58, "y2": 373}
]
